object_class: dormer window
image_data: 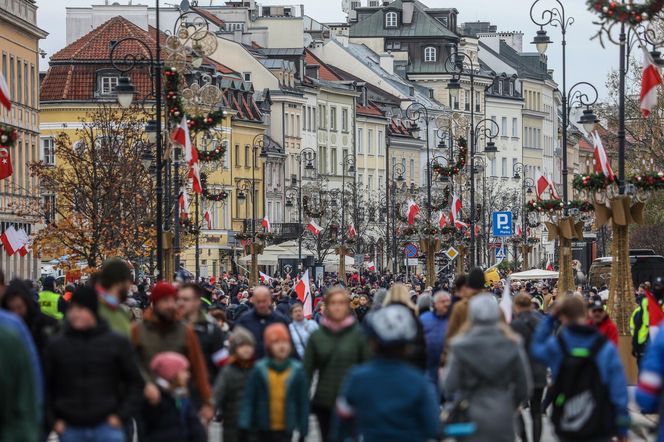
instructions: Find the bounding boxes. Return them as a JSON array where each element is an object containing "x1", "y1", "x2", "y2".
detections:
[
  {"x1": 385, "y1": 11, "x2": 398, "y2": 28},
  {"x1": 424, "y1": 46, "x2": 437, "y2": 63},
  {"x1": 99, "y1": 75, "x2": 119, "y2": 95}
]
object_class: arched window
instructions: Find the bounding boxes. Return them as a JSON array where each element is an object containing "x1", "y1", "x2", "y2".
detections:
[
  {"x1": 424, "y1": 46, "x2": 437, "y2": 63},
  {"x1": 385, "y1": 11, "x2": 398, "y2": 28}
]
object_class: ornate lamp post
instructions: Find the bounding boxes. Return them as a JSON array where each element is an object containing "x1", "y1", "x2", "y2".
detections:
[
  {"x1": 390, "y1": 162, "x2": 406, "y2": 274},
  {"x1": 296, "y1": 148, "x2": 317, "y2": 272},
  {"x1": 337, "y1": 153, "x2": 356, "y2": 284},
  {"x1": 513, "y1": 162, "x2": 536, "y2": 269}
]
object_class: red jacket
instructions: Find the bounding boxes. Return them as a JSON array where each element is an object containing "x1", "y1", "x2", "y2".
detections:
[{"x1": 589, "y1": 316, "x2": 619, "y2": 346}]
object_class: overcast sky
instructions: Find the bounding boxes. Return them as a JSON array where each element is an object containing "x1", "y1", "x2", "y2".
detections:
[{"x1": 36, "y1": 0, "x2": 618, "y2": 98}]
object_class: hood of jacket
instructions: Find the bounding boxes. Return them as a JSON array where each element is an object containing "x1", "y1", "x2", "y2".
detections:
[{"x1": 450, "y1": 324, "x2": 520, "y2": 381}]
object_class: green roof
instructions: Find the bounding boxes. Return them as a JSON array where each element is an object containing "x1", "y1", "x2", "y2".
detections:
[{"x1": 349, "y1": 0, "x2": 458, "y2": 40}]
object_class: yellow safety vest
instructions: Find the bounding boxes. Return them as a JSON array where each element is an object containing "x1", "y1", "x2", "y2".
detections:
[
  {"x1": 630, "y1": 297, "x2": 664, "y2": 346},
  {"x1": 38, "y1": 290, "x2": 63, "y2": 320}
]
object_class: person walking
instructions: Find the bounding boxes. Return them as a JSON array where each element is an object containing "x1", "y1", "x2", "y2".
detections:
[
  {"x1": 445, "y1": 267, "x2": 486, "y2": 344},
  {"x1": 130, "y1": 282, "x2": 214, "y2": 422},
  {"x1": 235, "y1": 286, "x2": 288, "y2": 359},
  {"x1": 38, "y1": 276, "x2": 64, "y2": 321},
  {"x1": 443, "y1": 295, "x2": 532, "y2": 442},
  {"x1": 419, "y1": 291, "x2": 451, "y2": 385},
  {"x1": 288, "y1": 302, "x2": 319, "y2": 360},
  {"x1": 510, "y1": 293, "x2": 547, "y2": 442},
  {"x1": 96, "y1": 258, "x2": 135, "y2": 337},
  {"x1": 177, "y1": 282, "x2": 225, "y2": 380},
  {"x1": 238, "y1": 323, "x2": 309, "y2": 442},
  {"x1": 383, "y1": 283, "x2": 427, "y2": 371},
  {"x1": 44, "y1": 286, "x2": 143, "y2": 442},
  {"x1": 636, "y1": 318, "x2": 664, "y2": 442},
  {"x1": 631, "y1": 276, "x2": 664, "y2": 365},
  {"x1": 332, "y1": 304, "x2": 439, "y2": 442},
  {"x1": 588, "y1": 299, "x2": 619, "y2": 346},
  {"x1": 213, "y1": 327, "x2": 256, "y2": 442},
  {"x1": 304, "y1": 287, "x2": 371, "y2": 441},
  {"x1": 531, "y1": 296, "x2": 629, "y2": 442}
]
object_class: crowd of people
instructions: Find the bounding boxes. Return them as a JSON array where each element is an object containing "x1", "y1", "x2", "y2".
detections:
[{"x1": 3, "y1": 260, "x2": 664, "y2": 441}]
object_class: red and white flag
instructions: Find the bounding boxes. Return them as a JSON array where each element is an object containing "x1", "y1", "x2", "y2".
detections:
[
  {"x1": 438, "y1": 211, "x2": 448, "y2": 228},
  {"x1": 347, "y1": 224, "x2": 357, "y2": 238},
  {"x1": 307, "y1": 220, "x2": 322, "y2": 236},
  {"x1": 646, "y1": 288, "x2": 664, "y2": 339},
  {"x1": 173, "y1": 115, "x2": 202, "y2": 193},
  {"x1": 295, "y1": 269, "x2": 313, "y2": 318},
  {"x1": 450, "y1": 194, "x2": 467, "y2": 228},
  {"x1": 641, "y1": 47, "x2": 663, "y2": 118},
  {"x1": 0, "y1": 73, "x2": 10, "y2": 111},
  {"x1": 259, "y1": 271, "x2": 274, "y2": 284},
  {"x1": 536, "y1": 173, "x2": 559, "y2": 200},
  {"x1": 592, "y1": 131, "x2": 615, "y2": 180},
  {"x1": 16, "y1": 228, "x2": 29, "y2": 256},
  {"x1": 406, "y1": 200, "x2": 420, "y2": 225},
  {"x1": 0, "y1": 147, "x2": 13, "y2": 180},
  {"x1": 516, "y1": 225, "x2": 523, "y2": 237},
  {"x1": 1, "y1": 225, "x2": 22, "y2": 256},
  {"x1": 546, "y1": 259, "x2": 554, "y2": 271},
  {"x1": 365, "y1": 261, "x2": 376, "y2": 271},
  {"x1": 179, "y1": 189, "x2": 189, "y2": 219},
  {"x1": 203, "y1": 210, "x2": 213, "y2": 229},
  {"x1": 261, "y1": 216, "x2": 272, "y2": 233},
  {"x1": 189, "y1": 150, "x2": 202, "y2": 194}
]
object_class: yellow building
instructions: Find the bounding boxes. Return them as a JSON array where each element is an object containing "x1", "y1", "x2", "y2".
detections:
[
  {"x1": 40, "y1": 16, "x2": 267, "y2": 278},
  {"x1": 0, "y1": 0, "x2": 47, "y2": 279}
]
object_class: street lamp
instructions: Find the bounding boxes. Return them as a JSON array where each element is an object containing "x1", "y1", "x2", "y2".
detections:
[
  {"x1": 390, "y1": 162, "x2": 406, "y2": 274},
  {"x1": 473, "y1": 155, "x2": 488, "y2": 266},
  {"x1": 337, "y1": 153, "x2": 357, "y2": 284},
  {"x1": 295, "y1": 147, "x2": 317, "y2": 272},
  {"x1": 513, "y1": 161, "x2": 536, "y2": 269}
]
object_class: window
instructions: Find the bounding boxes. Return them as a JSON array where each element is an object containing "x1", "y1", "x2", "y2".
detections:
[
  {"x1": 330, "y1": 106, "x2": 337, "y2": 131},
  {"x1": 501, "y1": 117, "x2": 507, "y2": 136},
  {"x1": 378, "y1": 130, "x2": 384, "y2": 155},
  {"x1": 303, "y1": 107, "x2": 307, "y2": 132},
  {"x1": 450, "y1": 93, "x2": 459, "y2": 110},
  {"x1": 386, "y1": 40, "x2": 401, "y2": 50},
  {"x1": 509, "y1": 82, "x2": 514, "y2": 96},
  {"x1": 318, "y1": 105, "x2": 326, "y2": 129},
  {"x1": 100, "y1": 76, "x2": 119, "y2": 95},
  {"x1": 409, "y1": 159, "x2": 414, "y2": 182},
  {"x1": 498, "y1": 81, "x2": 503, "y2": 95},
  {"x1": 424, "y1": 47, "x2": 437, "y2": 63},
  {"x1": 296, "y1": 115, "x2": 300, "y2": 135},
  {"x1": 475, "y1": 91, "x2": 481, "y2": 112},
  {"x1": 368, "y1": 174, "x2": 373, "y2": 191},
  {"x1": 357, "y1": 128, "x2": 364, "y2": 153},
  {"x1": 9, "y1": 57, "x2": 14, "y2": 99},
  {"x1": 512, "y1": 118, "x2": 518, "y2": 137},
  {"x1": 358, "y1": 173, "x2": 364, "y2": 186},
  {"x1": 312, "y1": 107, "x2": 317, "y2": 130},
  {"x1": 42, "y1": 138, "x2": 55, "y2": 165},
  {"x1": 331, "y1": 148, "x2": 337, "y2": 175},
  {"x1": 368, "y1": 129, "x2": 374, "y2": 154},
  {"x1": 234, "y1": 144, "x2": 240, "y2": 166},
  {"x1": 490, "y1": 158, "x2": 496, "y2": 176},
  {"x1": 16, "y1": 58, "x2": 21, "y2": 103},
  {"x1": 464, "y1": 90, "x2": 470, "y2": 111},
  {"x1": 385, "y1": 11, "x2": 398, "y2": 28},
  {"x1": 42, "y1": 195, "x2": 56, "y2": 224},
  {"x1": 244, "y1": 145, "x2": 250, "y2": 166},
  {"x1": 243, "y1": 72, "x2": 252, "y2": 82},
  {"x1": 501, "y1": 158, "x2": 507, "y2": 177},
  {"x1": 341, "y1": 108, "x2": 348, "y2": 132},
  {"x1": 30, "y1": 65, "x2": 35, "y2": 107}
]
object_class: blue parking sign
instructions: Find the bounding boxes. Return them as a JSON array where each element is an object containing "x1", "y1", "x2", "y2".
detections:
[{"x1": 492, "y1": 211, "x2": 513, "y2": 237}]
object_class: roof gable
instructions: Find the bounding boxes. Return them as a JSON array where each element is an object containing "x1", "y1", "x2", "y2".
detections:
[{"x1": 304, "y1": 49, "x2": 342, "y2": 82}]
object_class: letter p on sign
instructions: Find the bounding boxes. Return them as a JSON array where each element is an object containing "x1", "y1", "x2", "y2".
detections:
[{"x1": 492, "y1": 211, "x2": 513, "y2": 237}]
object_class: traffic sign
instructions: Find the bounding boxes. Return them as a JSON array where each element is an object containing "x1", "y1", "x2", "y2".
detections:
[
  {"x1": 492, "y1": 211, "x2": 513, "y2": 237},
  {"x1": 404, "y1": 243, "x2": 419, "y2": 258},
  {"x1": 444, "y1": 247, "x2": 459, "y2": 260},
  {"x1": 495, "y1": 248, "x2": 507, "y2": 259},
  {"x1": 404, "y1": 258, "x2": 419, "y2": 266}
]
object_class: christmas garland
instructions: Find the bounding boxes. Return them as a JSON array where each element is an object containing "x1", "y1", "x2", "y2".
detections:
[
  {"x1": 432, "y1": 137, "x2": 468, "y2": 177},
  {"x1": 164, "y1": 67, "x2": 227, "y2": 162},
  {"x1": 526, "y1": 199, "x2": 593, "y2": 213},
  {"x1": 587, "y1": 0, "x2": 664, "y2": 25},
  {"x1": 573, "y1": 172, "x2": 616, "y2": 192},
  {"x1": 0, "y1": 124, "x2": 18, "y2": 149},
  {"x1": 200, "y1": 173, "x2": 229, "y2": 201},
  {"x1": 630, "y1": 172, "x2": 664, "y2": 190}
]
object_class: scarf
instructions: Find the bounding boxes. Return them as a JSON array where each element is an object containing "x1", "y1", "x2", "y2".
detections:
[{"x1": 321, "y1": 315, "x2": 355, "y2": 333}]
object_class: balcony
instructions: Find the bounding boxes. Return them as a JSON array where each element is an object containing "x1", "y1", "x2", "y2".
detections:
[{"x1": 242, "y1": 220, "x2": 302, "y2": 242}]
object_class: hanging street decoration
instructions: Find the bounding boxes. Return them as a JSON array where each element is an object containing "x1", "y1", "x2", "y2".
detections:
[
  {"x1": 0, "y1": 124, "x2": 18, "y2": 149},
  {"x1": 587, "y1": 0, "x2": 664, "y2": 25},
  {"x1": 432, "y1": 136, "x2": 468, "y2": 177},
  {"x1": 526, "y1": 199, "x2": 594, "y2": 213},
  {"x1": 572, "y1": 172, "x2": 617, "y2": 192},
  {"x1": 200, "y1": 172, "x2": 229, "y2": 201},
  {"x1": 631, "y1": 172, "x2": 664, "y2": 190}
]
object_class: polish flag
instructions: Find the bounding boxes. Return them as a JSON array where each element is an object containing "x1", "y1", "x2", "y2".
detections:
[
  {"x1": 406, "y1": 200, "x2": 420, "y2": 225},
  {"x1": 546, "y1": 259, "x2": 554, "y2": 271},
  {"x1": 212, "y1": 347, "x2": 230, "y2": 367},
  {"x1": 592, "y1": 131, "x2": 615, "y2": 180},
  {"x1": 188, "y1": 150, "x2": 202, "y2": 194},
  {"x1": 173, "y1": 115, "x2": 193, "y2": 161},
  {"x1": 307, "y1": 220, "x2": 322, "y2": 236},
  {"x1": 646, "y1": 288, "x2": 664, "y2": 339},
  {"x1": 1, "y1": 225, "x2": 22, "y2": 256},
  {"x1": 536, "y1": 173, "x2": 559, "y2": 200},
  {"x1": 16, "y1": 228, "x2": 29, "y2": 256},
  {"x1": 365, "y1": 261, "x2": 376, "y2": 271},
  {"x1": 261, "y1": 216, "x2": 271, "y2": 233},
  {"x1": 347, "y1": 224, "x2": 357, "y2": 238},
  {"x1": 450, "y1": 194, "x2": 466, "y2": 228},
  {"x1": 516, "y1": 225, "x2": 523, "y2": 237},
  {"x1": 438, "y1": 212, "x2": 448, "y2": 228},
  {"x1": 641, "y1": 47, "x2": 663, "y2": 118},
  {"x1": 295, "y1": 269, "x2": 313, "y2": 318},
  {"x1": 0, "y1": 73, "x2": 10, "y2": 111},
  {"x1": 259, "y1": 271, "x2": 274, "y2": 284},
  {"x1": 0, "y1": 147, "x2": 13, "y2": 180},
  {"x1": 204, "y1": 210, "x2": 213, "y2": 229},
  {"x1": 179, "y1": 189, "x2": 189, "y2": 219}
]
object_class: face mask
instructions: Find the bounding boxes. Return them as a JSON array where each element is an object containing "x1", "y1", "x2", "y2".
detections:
[{"x1": 102, "y1": 294, "x2": 120, "y2": 308}]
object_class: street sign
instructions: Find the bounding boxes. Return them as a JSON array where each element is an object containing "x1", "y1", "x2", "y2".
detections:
[
  {"x1": 354, "y1": 254, "x2": 363, "y2": 266},
  {"x1": 404, "y1": 243, "x2": 419, "y2": 258},
  {"x1": 404, "y1": 258, "x2": 419, "y2": 266},
  {"x1": 444, "y1": 247, "x2": 459, "y2": 260},
  {"x1": 495, "y1": 248, "x2": 507, "y2": 259},
  {"x1": 492, "y1": 211, "x2": 513, "y2": 237}
]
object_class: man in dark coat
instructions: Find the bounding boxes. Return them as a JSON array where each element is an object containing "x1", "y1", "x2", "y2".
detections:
[
  {"x1": 234, "y1": 286, "x2": 288, "y2": 358},
  {"x1": 44, "y1": 287, "x2": 143, "y2": 440}
]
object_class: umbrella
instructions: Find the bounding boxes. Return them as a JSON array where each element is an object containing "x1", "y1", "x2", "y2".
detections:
[{"x1": 509, "y1": 269, "x2": 559, "y2": 280}]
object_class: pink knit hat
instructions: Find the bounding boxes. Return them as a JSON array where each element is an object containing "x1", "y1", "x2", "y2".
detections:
[{"x1": 150, "y1": 352, "x2": 189, "y2": 382}]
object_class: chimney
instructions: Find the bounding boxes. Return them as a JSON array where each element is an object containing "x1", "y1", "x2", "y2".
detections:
[
  {"x1": 379, "y1": 52, "x2": 394, "y2": 74},
  {"x1": 402, "y1": 0, "x2": 414, "y2": 25}
]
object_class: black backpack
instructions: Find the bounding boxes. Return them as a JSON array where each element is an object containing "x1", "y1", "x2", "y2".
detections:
[{"x1": 550, "y1": 334, "x2": 615, "y2": 440}]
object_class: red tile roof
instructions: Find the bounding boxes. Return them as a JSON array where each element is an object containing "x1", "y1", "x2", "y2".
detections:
[
  {"x1": 578, "y1": 138, "x2": 593, "y2": 152},
  {"x1": 191, "y1": 7, "x2": 225, "y2": 28},
  {"x1": 357, "y1": 102, "x2": 384, "y2": 117},
  {"x1": 389, "y1": 118, "x2": 415, "y2": 138},
  {"x1": 304, "y1": 49, "x2": 342, "y2": 82}
]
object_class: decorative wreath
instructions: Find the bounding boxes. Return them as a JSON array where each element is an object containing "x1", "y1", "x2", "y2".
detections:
[
  {"x1": 0, "y1": 124, "x2": 18, "y2": 149},
  {"x1": 587, "y1": 0, "x2": 664, "y2": 25},
  {"x1": 200, "y1": 173, "x2": 229, "y2": 201},
  {"x1": 526, "y1": 199, "x2": 594, "y2": 213},
  {"x1": 573, "y1": 172, "x2": 617, "y2": 192},
  {"x1": 164, "y1": 67, "x2": 227, "y2": 162},
  {"x1": 432, "y1": 137, "x2": 468, "y2": 177},
  {"x1": 630, "y1": 171, "x2": 664, "y2": 190}
]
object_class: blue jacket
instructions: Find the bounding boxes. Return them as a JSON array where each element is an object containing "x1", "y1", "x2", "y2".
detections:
[
  {"x1": 530, "y1": 315, "x2": 630, "y2": 437},
  {"x1": 238, "y1": 358, "x2": 309, "y2": 435},
  {"x1": 636, "y1": 324, "x2": 664, "y2": 442},
  {"x1": 418, "y1": 311, "x2": 448, "y2": 382},
  {"x1": 234, "y1": 309, "x2": 288, "y2": 359},
  {"x1": 331, "y1": 358, "x2": 439, "y2": 442}
]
